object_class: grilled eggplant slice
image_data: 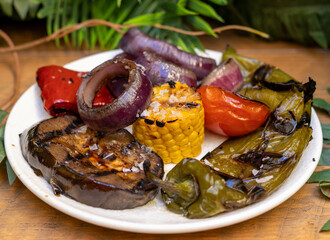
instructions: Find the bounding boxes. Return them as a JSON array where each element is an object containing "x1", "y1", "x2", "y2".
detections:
[{"x1": 20, "y1": 115, "x2": 164, "y2": 209}]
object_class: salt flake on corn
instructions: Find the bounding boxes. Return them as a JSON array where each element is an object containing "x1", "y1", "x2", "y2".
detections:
[{"x1": 133, "y1": 81, "x2": 204, "y2": 164}]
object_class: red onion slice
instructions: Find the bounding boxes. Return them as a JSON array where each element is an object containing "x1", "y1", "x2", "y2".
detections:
[
  {"x1": 136, "y1": 51, "x2": 197, "y2": 88},
  {"x1": 77, "y1": 59, "x2": 152, "y2": 132},
  {"x1": 119, "y1": 28, "x2": 216, "y2": 80},
  {"x1": 201, "y1": 58, "x2": 244, "y2": 92}
]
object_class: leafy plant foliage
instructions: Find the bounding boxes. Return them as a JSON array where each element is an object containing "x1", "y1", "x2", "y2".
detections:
[
  {"x1": 0, "y1": 0, "x2": 228, "y2": 52},
  {"x1": 221, "y1": 0, "x2": 330, "y2": 48}
]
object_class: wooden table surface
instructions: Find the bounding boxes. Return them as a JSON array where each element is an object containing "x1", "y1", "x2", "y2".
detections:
[{"x1": 0, "y1": 22, "x2": 330, "y2": 239}]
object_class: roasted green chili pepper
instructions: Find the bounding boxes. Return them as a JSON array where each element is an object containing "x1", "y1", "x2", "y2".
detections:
[{"x1": 145, "y1": 158, "x2": 252, "y2": 218}]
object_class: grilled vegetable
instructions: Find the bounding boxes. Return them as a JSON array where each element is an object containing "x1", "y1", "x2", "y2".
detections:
[
  {"x1": 37, "y1": 65, "x2": 114, "y2": 116},
  {"x1": 221, "y1": 46, "x2": 263, "y2": 86},
  {"x1": 136, "y1": 51, "x2": 197, "y2": 88},
  {"x1": 201, "y1": 58, "x2": 243, "y2": 92},
  {"x1": 133, "y1": 81, "x2": 204, "y2": 164},
  {"x1": 147, "y1": 47, "x2": 315, "y2": 219},
  {"x1": 77, "y1": 58, "x2": 152, "y2": 132},
  {"x1": 197, "y1": 85, "x2": 270, "y2": 137},
  {"x1": 119, "y1": 28, "x2": 216, "y2": 80},
  {"x1": 20, "y1": 115, "x2": 164, "y2": 209},
  {"x1": 144, "y1": 158, "x2": 262, "y2": 219}
]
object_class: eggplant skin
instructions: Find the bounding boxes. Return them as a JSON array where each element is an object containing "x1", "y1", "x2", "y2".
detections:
[{"x1": 20, "y1": 115, "x2": 164, "y2": 210}]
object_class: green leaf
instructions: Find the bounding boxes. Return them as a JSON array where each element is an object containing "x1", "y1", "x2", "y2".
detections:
[
  {"x1": 70, "y1": 0, "x2": 79, "y2": 47},
  {"x1": 5, "y1": 159, "x2": 16, "y2": 185},
  {"x1": 78, "y1": 0, "x2": 89, "y2": 48},
  {"x1": 327, "y1": 88, "x2": 330, "y2": 94},
  {"x1": 322, "y1": 123, "x2": 330, "y2": 141},
  {"x1": 318, "y1": 148, "x2": 330, "y2": 166},
  {"x1": 104, "y1": 0, "x2": 137, "y2": 49},
  {"x1": 117, "y1": 0, "x2": 122, "y2": 7},
  {"x1": 160, "y1": 2, "x2": 197, "y2": 16},
  {"x1": 0, "y1": 0, "x2": 13, "y2": 16},
  {"x1": 184, "y1": 15, "x2": 217, "y2": 37},
  {"x1": 61, "y1": 0, "x2": 69, "y2": 45},
  {"x1": 318, "y1": 181, "x2": 330, "y2": 198},
  {"x1": 182, "y1": 34, "x2": 205, "y2": 52},
  {"x1": 307, "y1": 12, "x2": 328, "y2": 48},
  {"x1": 320, "y1": 220, "x2": 330, "y2": 232},
  {"x1": 46, "y1": 0, "x2": 56, "y2": 36},
  {"x1": 128, "y1": 0, "x2": 154, "y2": 19},
  {"x1": 53, "y1": 0, "x2": 61, "y2": 46},
  {"x1": 313, "y1": 98, "x2": 330, "y2": 114},
  {"x1": 177, "y1": 0, "x2": 187, "y2": 7},
  {"x1": 187, "y1": 0, "x2": 224, "y2": 22},
  {"x1": 37, "y1": 4, "x2": 52, "y2": 19},
  {"x1": 90, "y1": 28, "x2": 97, "y2": 51},
  {"x1": 124, "y1": 12, "x2": 176, "y2": 25},
  {"x1": 13, "y1": 0, "x2": 30, "y2": 19},
  {"x1": 0, "y1": 109, "x2": 7, "y2": 123},
  {"x1": 27, "y1": 0, "x2": 39, "y2": 18},
  {"x1": 0, "y1": 124, "x2": 6, "y2": 164},
  {"x1": 207, "y1": 0, "x2": 227, "y2": 5},
  {"x1": 308, "y1": 169, "x2": 330, "y2": 183}
]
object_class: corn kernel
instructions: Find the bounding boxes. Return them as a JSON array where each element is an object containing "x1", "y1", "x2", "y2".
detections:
[
  {"x1": 167, "y1": 121, "x2": 180, "y2": 131},
  {"x1": 174, "y1": 133, "x2": 185, "y2": 142},
  {"x1": 162, "y1": 133, "x2": 173, "y2": 141},
  {"x1": 152, "y1": 138, "x2": 163, "y2": 145},
  {"x1": 188, "y1": 131, "x2": 199, "y2": 141},
  {"x1": 164, "y1": 139, "x2": 176, "y2": 147},
  {"x1": 168, "y1": 145, "x2": 180, "y2": 152},
  {"x1": 158, "y1": 126, "x2": 169, "y2": 135},
  {"x1": 183, "y1": 127, "x2": 193, "y2": 136},
  {"x1": 154, "y1": 145, "x2": 166, "y2": 151},
  {"x1": 178, "y1": 137, "x2": 189, "y2": 146}
]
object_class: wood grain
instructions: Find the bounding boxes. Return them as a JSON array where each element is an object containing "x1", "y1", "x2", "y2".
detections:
[{"x1": 0, "y1": 22, "x2": 329, "y2": 239}]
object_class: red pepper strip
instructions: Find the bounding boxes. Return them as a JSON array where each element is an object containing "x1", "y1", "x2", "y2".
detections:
[
  {"x1": 197, "y1": 86, "x2": 270, "y2": 137},
  {"x1": 37, "y1": 65, "x2": 114, "y2": 116}
]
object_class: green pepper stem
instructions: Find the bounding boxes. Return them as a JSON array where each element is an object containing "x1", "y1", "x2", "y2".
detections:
[{"x1": 143, "y1": 160, "x2": 199, "y2": 203}]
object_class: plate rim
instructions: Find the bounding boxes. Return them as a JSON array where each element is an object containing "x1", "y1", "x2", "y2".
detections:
[{"x1": 4, "y1": 49, "x2": 323, "y2": 234}]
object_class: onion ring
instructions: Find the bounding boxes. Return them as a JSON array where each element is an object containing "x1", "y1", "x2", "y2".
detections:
[{"x1": 77, "y1": 58, "x2": 152, "y2": 132}]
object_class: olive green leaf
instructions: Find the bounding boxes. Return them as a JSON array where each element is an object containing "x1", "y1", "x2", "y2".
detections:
[
  {"x1": 124, "y1": 12, "x2": 176, "y2": 25},
  {"x1": 318, "y1": 148, "x2": 330, "y2": 166},
  {"x1": 308, "y1": 169, "x2": 330, "y2": 183},
  {"x1": 319, "y1": 181, "x2": 330, "y2": 198},
  {"x1": 187, "y1": 0, "x2": 224, "y2": 22},
  {"x1": 5, "y1": 159, "x2": 16, "y2": 185},
  {"x1": 313, "y1": 98, "x2": 330, "y2": 115},
  {"x1": 322, "y1": 124, "x2": 330, "y2": 144},
  {"x1": 207, "y1": 0, "x2": 227, "y2": 5},
  {"x1": 0, "y1": 0, "x2": 13, "y2": 16},
  {"x1": 0, "y1": 109, "x2": 8, "y2": 164},
  {"x1": 320, "y1": 220, "x2": 330, "y2": 232},
  {"x1": 0, "y1": 124, "x2": 6, "y2": 164},
  {"x1": 327, "y1": 88, "x2": 330, "y2": 94},
  {"x1": 184, "y1": 15, "x2": 217, "y2": 37},
  {"x1": 160, "y1": 2, "x2": 197, "y2": 16},
  {"x1": 13, "y1": 0, "x2": 29, "y2": 19}
]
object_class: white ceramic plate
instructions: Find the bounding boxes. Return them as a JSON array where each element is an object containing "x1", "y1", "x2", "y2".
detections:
[{"x1": 4, "y1": 50, "x2": 323, "y2": 234}]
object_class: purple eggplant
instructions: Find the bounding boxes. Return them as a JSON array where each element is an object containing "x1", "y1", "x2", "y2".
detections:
[{"x1": 20, "y1": 115, "x2": 164, "y2": 209}]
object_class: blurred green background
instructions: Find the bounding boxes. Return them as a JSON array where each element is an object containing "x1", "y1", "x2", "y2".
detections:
[{"x1": 1, "y1": 0, "x2": 329, "y2": 51}]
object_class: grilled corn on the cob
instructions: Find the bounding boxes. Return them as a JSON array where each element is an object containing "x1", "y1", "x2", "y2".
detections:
[{"x1": 133, "y1": 81, "x2": 204, "y2": 164}]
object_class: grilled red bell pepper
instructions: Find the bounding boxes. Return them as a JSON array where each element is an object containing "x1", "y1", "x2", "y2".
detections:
[
  {"x1": 37, "y1": 65, "x2": 114, "y2": 116},
  {"x1": 197, "y1": 85, "x2": 270, "y2": 137}
]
